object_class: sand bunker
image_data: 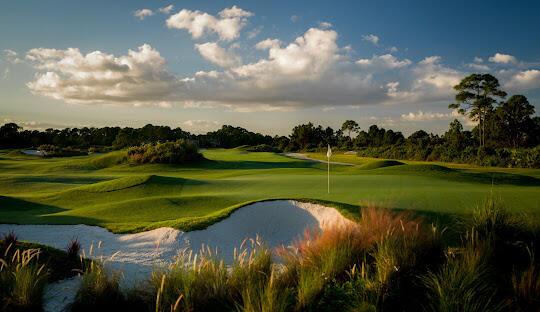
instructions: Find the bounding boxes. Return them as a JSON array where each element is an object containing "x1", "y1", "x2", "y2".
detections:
[{"x1": 0, "y1": 200, "x2": 352, "y2": 283}]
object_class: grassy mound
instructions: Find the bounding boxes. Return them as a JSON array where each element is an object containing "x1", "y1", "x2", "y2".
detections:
[
  {"x1": 358, "y1": 159, "x2": 404, "y2": 170},
  {"x1": 76, "y1": 175, "x2": 153, "y2": 193},
  {"x1": 385, "y1": 163, "x2": 457, "y2": 174}
]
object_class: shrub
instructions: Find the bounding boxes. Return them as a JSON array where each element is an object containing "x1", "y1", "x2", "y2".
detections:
[
  {"x1": 70, "y1": 259, "x2": 126, "y2": 311},
  {"x1": 127, "y1": 140, "x2": 203, "y2": 164},
  {"x1": 0, "y1": 248, "x2": 48, "y2": 312},
  {"x1": 151, "y1": 248, "x2": 230, "y2": 312},
  {"x1": 66, "y1": 238, "x2": 81, "y2": 259},
  {"x1": 230, "y1": 238, "x2": 291, "y2": 312},
  {"x1": 245, "y1": 144, "x2": 282, "y2": 153},
  {"x1": 511, "y1": 255, "x2": 540, "y2": 311},
  {"x1": 2, "y1": 231, "x2": 18, "y2": 249},
  {"x1": 420, "y1": 232, "x2": 504, "y2": 312},
  {"x1": 38, "y1": 144, "x2": 87, "y2": 157}
]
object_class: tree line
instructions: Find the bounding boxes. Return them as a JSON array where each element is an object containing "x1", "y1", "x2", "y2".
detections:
[{"x1": 0, "y1": 74, "x2": 538, "y2": 167}]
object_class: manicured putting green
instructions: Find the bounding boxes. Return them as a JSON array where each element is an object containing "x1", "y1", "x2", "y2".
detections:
[{"x1": 0, "y1": 148, "x2": 538, "y2": 233}]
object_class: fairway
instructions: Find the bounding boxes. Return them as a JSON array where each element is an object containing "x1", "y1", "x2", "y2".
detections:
[{"x1": 0, "y1": 148, "x2": 539, "y2": 233}]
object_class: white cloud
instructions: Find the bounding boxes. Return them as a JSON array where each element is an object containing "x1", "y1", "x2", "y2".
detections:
[
  {"x1": 488, "y1": 53, "x2": 517, "y2": 64},
  {"x1": 166, "y1": 6, "x2": 253, "y2": 41},
  {"x1": 195, "y1": 42, "x2": 241, "y2": 67},
  {"x1": 23, "y1": 27, "x2": 470, "y2": 112},
  {"x1": 362, "y1": 34, "x2": 379, "y2": 46},
  {"x1": 401, "y1": 110, "x2": 450, "y2": 121},
  {"x1": 159, "y1": 5, "x2": 174, "y2": 14},
  {"x1": 183, "y1": 119, "x2": 219, "y2": 132},
  {"x1": 467, "y1": 63, "x2": 490, "y2": 71},
  {"x1": 401, "y1": 110, "x2": 476, "y2": 126},
  {"x1": 388, "y1": 46, "x2": 398, "y2": 53},
  {"x1": 26, "y1": 44, "x2": 176, "y2": 105},
  {"x1": 356, "y1": 54, "x2": 411, "y2": 70},
  {"x1": 318, "y1": 22, "x2": 332, "y2": 29},
  {"x1": 231, "y1": 28, "x2": 338, "y2": 85},
  {"x1": 504, "y1": 69, "x2": 540, "y2": 91},
  {"x1": 290, "y1": 15, "x2": 301, "y2": 22},
  {"x1": 26, "y1": 17, "x2": 540, "y2": 114},
  {"x1": 247, "y1": 26, "x2": 262, "y2": 39},
  {"x1": 133, "y1": 9, "x2": 154, "y2": 20},
  {"x1": 473, "y1": 56, "x2": 483, "y2": 63},
  {"x1": 386, "y1": 56, "x2": 463, "y2": 103},
  {"x1": 3, "y1": 49, "x2": 23, "y2": 64},
  {"x1": 255, "y1": 38, "x2": 281, "y2": 50},
  {"x1": 415, "y1": 56, "x2": 462, "y2": 89}
]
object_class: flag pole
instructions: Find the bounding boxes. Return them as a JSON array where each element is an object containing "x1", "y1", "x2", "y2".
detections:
[
  {"x1": 327, "y1": 157, "x2": 330, "y2": 194},
  {"x1": 326, "y1": 144, "x2": 331, "y2": 194}
]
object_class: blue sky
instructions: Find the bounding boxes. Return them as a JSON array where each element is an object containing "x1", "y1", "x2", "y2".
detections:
[{"x1": 1, "y1": 0, "x2": 539, "y2": 135}]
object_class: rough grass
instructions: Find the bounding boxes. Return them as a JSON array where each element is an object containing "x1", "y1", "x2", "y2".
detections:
[{"x1": 58, "y1": 198, "x2": 539, "y2": 311}]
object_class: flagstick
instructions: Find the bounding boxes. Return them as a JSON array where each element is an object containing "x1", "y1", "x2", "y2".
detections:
[{"x1": 327, "y1": 157, "x2": 330, "y2": 194}]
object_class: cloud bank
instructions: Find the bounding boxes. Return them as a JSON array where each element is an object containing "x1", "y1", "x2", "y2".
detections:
[{"x1": 23, "y1": 6, "x2": 540, "y2": 112}]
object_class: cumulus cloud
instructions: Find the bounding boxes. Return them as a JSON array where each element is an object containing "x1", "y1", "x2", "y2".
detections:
[
  {"x1": 386, "y1": 56, "x2": 463, "y2": 104},
  {"x1": 319, "y1": 22, "x2": 332, "y2": 29},
  {"x1": 362, "y1": 34, "x2": 379, "y2": 45},
  {"x1": 401, "y1": 110, "x2": 451, "y2": 121},
  {"x1": 255, "y1": 38, "x2": 281, "y2": 50},
  {"x1": 489, "y1": 53, "x2": 517, "y2": 64},
  {"x1": 195, "y1": 42, "x2": 241, "y2": 67},
  {"x1": 24, "y1": 16, "x2": 540, "y2": 113},
  {"x1": 166, "y1": 6, "x2": 253, "y2": 41},
  {"x1": 400, "y1": 110, "x2": 477, "y2": 127},
  {"x1": 183, "y1": 119, "x2": 219, "y2": 132},
  {"x1": 159, "y1": 5, "x2": 174, "y2": 14},
  {"x1": 504, "y1": 69, "x2": 540, "y2": 91},
  {"x1": 26, "y1": 44, "x2": 176, "y2": 105},
  {"x1": 133, "y1": 9, "x2": 154, "y2": 20},
  {"x1": 467, "y1": 63, "x2": 490, "y2": 71},
  {"x1": 356, "y1": 54, "x2": 411, "y2": 70}
]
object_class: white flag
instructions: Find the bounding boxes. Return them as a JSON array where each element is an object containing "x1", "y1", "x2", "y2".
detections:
[{"x1": 326, "y1": 144, "x2": 332, "y2": 158}]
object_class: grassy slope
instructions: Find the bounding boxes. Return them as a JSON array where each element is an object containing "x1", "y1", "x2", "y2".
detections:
[{"x1": 0, "y1": 149, "x2": 538, "y2": 233}]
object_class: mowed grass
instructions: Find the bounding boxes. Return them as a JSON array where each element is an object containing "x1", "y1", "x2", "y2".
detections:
[{"x1": 0, "y1": 149, "x2": 538, "y2": 233}]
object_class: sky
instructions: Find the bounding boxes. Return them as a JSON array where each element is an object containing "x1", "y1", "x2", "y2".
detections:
[{"x1": 1, "y1": 0, "x2": 539, "y2": 135}]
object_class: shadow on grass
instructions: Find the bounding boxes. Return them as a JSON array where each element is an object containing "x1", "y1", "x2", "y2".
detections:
[
  {"x1": 195, "y1": 158, "x2": 320, "y2": 170},
  {"x1": 0, "y1": 195, "x2": 102, "y2": 225}
]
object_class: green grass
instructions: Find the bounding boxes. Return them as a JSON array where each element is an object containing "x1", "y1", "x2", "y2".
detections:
[{"x1": 0, "y1": 149, "x2": 538, "y2": 233}]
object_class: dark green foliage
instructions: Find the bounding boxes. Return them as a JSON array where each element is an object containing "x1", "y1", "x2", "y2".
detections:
[
  {"x1": 127, "y1": 140, "x2": 203, "y2": 164},
  {"x1": 0, "y1": 240, "x2": 87, "y2": 311},
  {"x1": 2, "y1": 231, "x2": 18, "y2": 248},
  {"x1": 449, "y1": 73, "x2": 507, "y2": 147},
  {"x1": 70, "y1": 260, "x2": 127, "y2": 312},
  {"x1": 66, "y1": 238, "x2": 81, "y2": 259},
  {"x1": 38, "y1": 144, "x2": 87, "y2": 157}
]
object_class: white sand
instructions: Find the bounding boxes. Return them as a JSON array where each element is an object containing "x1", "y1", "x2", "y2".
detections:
[{"x1": 0, "y1": 200, "x2": 353, "y2": 310}]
